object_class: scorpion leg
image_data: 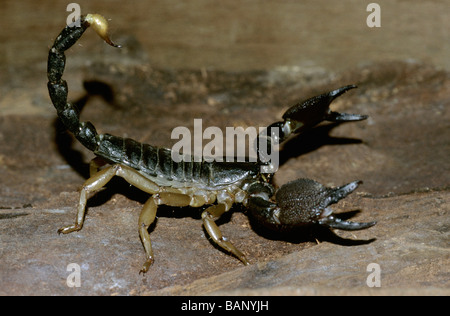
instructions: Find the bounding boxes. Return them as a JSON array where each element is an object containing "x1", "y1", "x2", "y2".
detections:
[
  {"x1": 58, "y1": 164, "x2": 159, "y2": 234},
  {"x1": 202, "y1": 203, "x2": 250, "y2": 265},
  {"x1": 279, "y1": 85, "x2": 366, "y2": 138},
  {"x1": 138, "y1": 197, "x2": 157, "y2": 274},
  {"x1": 138, "y1": 192, "x2": 197, "y2": 273}
]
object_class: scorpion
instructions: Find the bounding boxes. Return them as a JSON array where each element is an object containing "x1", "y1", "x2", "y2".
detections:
[{"x1": 47, "y1": 14, "x2": 376, "y2": 273}]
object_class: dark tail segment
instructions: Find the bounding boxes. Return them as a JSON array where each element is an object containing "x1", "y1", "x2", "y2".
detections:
[
  {"x1": 47, "y1": 18, "x2": 101, "y2": 151},
  {"x1": 47, "y1": 16, "x2": 194, "y2": 181},
  {"x1": 48, "y1": 14, "x2": 121, "y2": 152}
]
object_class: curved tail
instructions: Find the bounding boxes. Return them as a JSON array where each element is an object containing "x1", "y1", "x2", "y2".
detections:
[{"x1": 47, "y1": 14, "x2": 120, "y2": 151}]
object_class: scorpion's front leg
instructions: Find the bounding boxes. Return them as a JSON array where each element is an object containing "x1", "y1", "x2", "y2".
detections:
[{"x1": 202, "y1": 200, "x2": 250, "y2": 265}]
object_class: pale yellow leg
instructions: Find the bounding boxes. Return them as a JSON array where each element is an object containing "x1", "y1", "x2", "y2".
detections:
[
  {"x1": 59, "y1": 163, "x2": 248, "y2": 272},
  {"x1": 138, "y1": 197, "x2": 157, "y2": 273},
  {"x1": 138, "y1": 191, "x2": 194, "y2": 273},
  {"x1": 58, "y1": 164, "x2": 159, "y2": 234},
  {"x1": 202, "y1": 204, "x2": 249, "y2": 265}
]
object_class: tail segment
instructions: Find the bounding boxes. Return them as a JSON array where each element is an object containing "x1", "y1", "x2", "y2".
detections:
[{"x1": 47, "y1": 14, "x2": 120, "y2": 151}]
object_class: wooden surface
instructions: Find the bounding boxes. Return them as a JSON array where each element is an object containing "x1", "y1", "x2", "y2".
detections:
[{"x1": 0, "y1": 0, "x2": 449, "y2": 296}]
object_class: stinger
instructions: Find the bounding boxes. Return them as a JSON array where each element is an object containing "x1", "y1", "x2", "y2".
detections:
[{"x1": 84, "y1": 13, "x2": 121, "y2": 48}]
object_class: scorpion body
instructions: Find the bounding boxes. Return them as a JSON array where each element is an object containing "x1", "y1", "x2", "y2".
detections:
[{"x1": 48, "y1": 14, "x2": 375, "y2": 273}]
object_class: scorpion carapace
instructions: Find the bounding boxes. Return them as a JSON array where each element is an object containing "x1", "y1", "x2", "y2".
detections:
[{"x1": 48, "y1": 14, "x2": 376, "y2": 273}]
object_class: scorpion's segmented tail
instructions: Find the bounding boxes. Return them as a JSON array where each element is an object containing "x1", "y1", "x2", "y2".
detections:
[{"x1": 47, "y1": 14, "x2": 120, "y2": 151}]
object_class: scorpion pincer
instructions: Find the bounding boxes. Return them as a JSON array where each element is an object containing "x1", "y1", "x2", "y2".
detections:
[{"x1": 47, "y1": 14, "x2": 376, "y2": 273}]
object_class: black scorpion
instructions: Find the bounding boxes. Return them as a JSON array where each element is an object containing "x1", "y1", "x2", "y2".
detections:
[{"x1": 47, "y1": 14, "x2": 376, "y2": 273}]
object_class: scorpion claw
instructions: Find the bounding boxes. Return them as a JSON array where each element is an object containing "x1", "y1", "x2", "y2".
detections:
[
  {"x1": 324, "y1": 111, "x2": 368, "y2": 122},
  {"x1": 328, "y1": 180, "x2": 362, "y2": 203},
  {"x1": 315, "y1": 180, "x2": 376, "y2": 230},
  {"x1": 257, "y1": 85, "x2": 367, "y2": 166},
  {"x1": 247, "y1": 178, "x2": 376, "y2": 232},
  {"x1": 318, "y1": 215, "x2": 377, "y2": 231},
  {"x1": 283, "y1": 85, "x2": 366, "y2": 135}
]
